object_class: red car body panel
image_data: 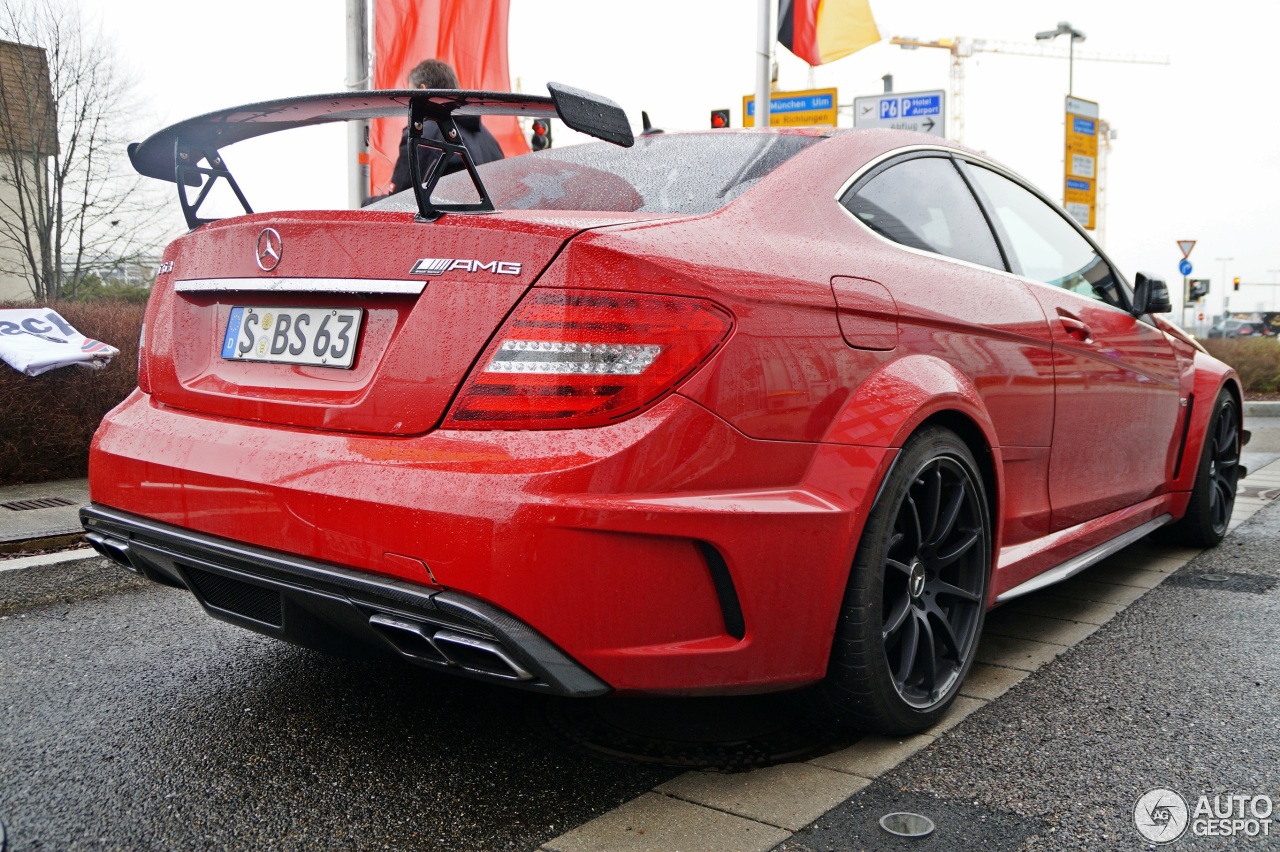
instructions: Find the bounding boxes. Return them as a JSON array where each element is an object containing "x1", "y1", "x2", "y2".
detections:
[{"x1": 88, "y1": 125, "x2": 1242, "y2": 697}]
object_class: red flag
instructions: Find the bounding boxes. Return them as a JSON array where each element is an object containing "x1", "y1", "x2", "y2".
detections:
[{"x1": 370, "y1": 0, "x2": 528, "y2": 197}]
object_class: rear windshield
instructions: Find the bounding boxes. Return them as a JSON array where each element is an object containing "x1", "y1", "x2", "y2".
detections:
[{"x1": 369, "y1": 132, "x2": 822, "y2": 216}]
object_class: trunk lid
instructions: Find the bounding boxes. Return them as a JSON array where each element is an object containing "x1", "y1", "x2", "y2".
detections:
[{"x1": 144, "y1": 209, "x2": 655, "y2": 435}]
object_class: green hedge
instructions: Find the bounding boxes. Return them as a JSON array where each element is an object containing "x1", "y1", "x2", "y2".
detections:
[
  {"x1": 1199, "y1": 338, "x2": 1280, "y2": 394},
  {"x1": 0, "y1": 300, "x2": 145, "y2": 485}
]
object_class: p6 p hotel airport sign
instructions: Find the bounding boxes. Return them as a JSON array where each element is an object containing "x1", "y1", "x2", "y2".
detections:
[
  {"x1": 743, "y1": 88, "x2": 838, "y2": 127},
  {"x1": 852, "y1": 90, "x2": 946, "y2": 137},
  {"x1": 1064, "y1": 96, "x2": 1100, "y2": 230}
]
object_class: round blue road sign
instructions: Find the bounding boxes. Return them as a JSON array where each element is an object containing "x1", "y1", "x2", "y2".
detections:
[{"x1": 1179, "y1": 259, "x2": 1193, "y2": 276}]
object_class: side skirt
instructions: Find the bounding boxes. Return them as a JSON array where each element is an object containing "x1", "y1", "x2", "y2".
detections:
[{"x1": 994, "y1": 514, "x2": 1171, "y2": 603}]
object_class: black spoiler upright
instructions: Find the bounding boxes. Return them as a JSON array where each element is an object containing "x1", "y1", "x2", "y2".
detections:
[{"x1": 127, "y1": 83, "x2": 634, "y2": 228}]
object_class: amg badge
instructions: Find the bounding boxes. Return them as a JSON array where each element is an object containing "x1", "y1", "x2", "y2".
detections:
[{"x1": 411, "y1": 258, "x2": 522, "y2": 276}]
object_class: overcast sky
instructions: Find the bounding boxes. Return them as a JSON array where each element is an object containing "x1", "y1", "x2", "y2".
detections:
[{"x1": 79, "y1": 0, "x2": 1280, "y2": 319}]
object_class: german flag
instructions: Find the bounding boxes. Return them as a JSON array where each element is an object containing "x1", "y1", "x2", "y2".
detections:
[{"x1": 778, "y1": 0, "x2": 880, "y2": 66}]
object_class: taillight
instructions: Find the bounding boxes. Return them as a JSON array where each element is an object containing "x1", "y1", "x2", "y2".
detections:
[
  {"x1": 137, "y1": 320, "x2": 151, "y2": 393},
  {"x1": 444, "y1": 289, "x2": 732, "y2": 429}
]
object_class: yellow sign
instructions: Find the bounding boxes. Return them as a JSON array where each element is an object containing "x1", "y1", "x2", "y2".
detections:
[
  {"x1": 742, "y1": 88, "x2": 839, "y2": 128},
  {"x1": 1063, "y1": 96, "x2": 1099, "y2": 230}
]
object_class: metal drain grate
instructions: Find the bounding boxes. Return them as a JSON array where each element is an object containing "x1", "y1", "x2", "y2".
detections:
[{"x1": 1, "y1": 496, "x2": 76, "y2": 511}]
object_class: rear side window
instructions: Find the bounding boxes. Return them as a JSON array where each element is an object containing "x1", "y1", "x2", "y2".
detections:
[
  {"x1": 963, "y1": 164, "x2": 1122, "y2": 306},
  {"x1": 840, "y1": 156, "x2": 1004, "y2": 270},
  {"x1": 370, "y1": 133, "x2": 822, "y2": 215}
]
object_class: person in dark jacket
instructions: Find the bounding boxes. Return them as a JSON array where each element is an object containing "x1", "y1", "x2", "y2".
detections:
[{"x1": 389, "y1": 59, "x2": 504, "y2": 193}]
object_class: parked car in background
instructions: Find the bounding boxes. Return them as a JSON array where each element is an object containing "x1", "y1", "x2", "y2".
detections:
[
  {"x1": 1207, "y1": 319, "x2": 1269, "y2": 338},
  {"x1": 83, "y1": 86, "x2": 1246, "y2": 735}
]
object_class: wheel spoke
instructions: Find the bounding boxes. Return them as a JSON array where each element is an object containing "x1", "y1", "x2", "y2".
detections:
[
  {"x1": 886, "y1": 558, "x2": 914, "y2": 576},
  {"x1": 904, "y1": 495, "x2": 924, "y2": 552},
  {"x1": 1212, "y1": 479, "x2": 1234, "y2": 527},
  {"x1": 919, "y1": 467, "x2": 943, "y2": 544},
  {"x1": 933, "y1": 528, "x2": 979, "y2": 570},
  {"x1": 893, "y1": 613, "x2": 920, "y2": 688},
  {"x1": 929, "y1": 578, "x2": 981, "y2": 603},
  {"x1": 928, "y1": 485, "x2": 965, "y2": 548},
  {"x1": 926, "y1": 601, "x2": 962, "y2": 658},
  {"x1": 882, "y1": 594, "x2": 911, "y2": 641},
  {"x1": 916, "y1": 611, "x2": 938, "y2": 693},
  {"x1": 1216, "y1": 409, "x2": 1237, "y2": 455},
  {"x1": 888, "y1": 531, "x2": 906, "y2": 554}
]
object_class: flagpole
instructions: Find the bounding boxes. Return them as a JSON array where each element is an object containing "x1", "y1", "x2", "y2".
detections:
[
  {"x1": 346, "y1": 0, "x2": 370, "y2": 208},
  {"x1": 755, "y1": 0, "x2": 772, "y2": 128}
]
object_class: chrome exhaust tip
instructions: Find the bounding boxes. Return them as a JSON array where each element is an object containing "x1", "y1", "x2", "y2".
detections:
[
  {"x1": 432, "y1": 629, "x2": 533, "y2": 682},
  {"x1": 367, "y1": 614, "x2": 533, "y2": 682}
]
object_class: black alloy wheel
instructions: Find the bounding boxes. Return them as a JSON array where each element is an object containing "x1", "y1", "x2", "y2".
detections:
[
  {"x1": 817, "y1": 426, "x2": 990, "y2": 734},
  {"x1": 881, "y1": 455, "x2": 987, "y2": 709},
  {"x1": 1167, "y1": 390, "x2": 1240, "y2": 547},
  {"x1": 1205, "y1": 397, "x2": 1241, "y2": 535}
]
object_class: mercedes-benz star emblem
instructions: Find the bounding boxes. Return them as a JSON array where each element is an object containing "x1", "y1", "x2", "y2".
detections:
[{"x1": 256, "y1": 228, "x2": 282, "y2": 271}]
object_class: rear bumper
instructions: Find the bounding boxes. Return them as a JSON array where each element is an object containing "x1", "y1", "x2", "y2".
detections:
[
  {"x1": 87, "y1": 390, "x2": 891, "y2": 694},
  {"x1": 82, "y1": 503, "x2": 608, "y2": 696}
]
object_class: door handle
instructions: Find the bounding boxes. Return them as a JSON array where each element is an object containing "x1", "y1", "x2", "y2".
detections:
[{"x1": 1058, "y1": 316, "x2": 1093, "y2": 343}]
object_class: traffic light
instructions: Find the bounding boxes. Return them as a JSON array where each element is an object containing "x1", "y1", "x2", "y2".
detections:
[
  {"x1": 1234, "y1": 276, "x2": 1241, "y2": 291},
  {"x1": 710, "y1": 109, "x2": 730, "y2": 129},
  {"x1": 531, "y1": 119, "x2": 552, "y2": 151}
]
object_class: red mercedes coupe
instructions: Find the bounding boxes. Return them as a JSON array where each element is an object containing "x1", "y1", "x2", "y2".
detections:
[{"x1": 83, "y1": 86, "x2": 1244, "y2": 733}]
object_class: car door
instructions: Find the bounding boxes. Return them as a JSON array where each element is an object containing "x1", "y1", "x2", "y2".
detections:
[
  {"x1": 837, "y1": 153, "x2": 1059, "y2": 545},
  {"x1": 960, "y1": 161, "x2": 1182, "y2": 531}
]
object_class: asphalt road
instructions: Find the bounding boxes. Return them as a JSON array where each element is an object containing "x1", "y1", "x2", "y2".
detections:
[
  {"x1": 0, "y1": 563, "x2": 678, "y2": 851},
  {"x1": 2, "y1": 494, "x2": 1277, "y2": 850}
]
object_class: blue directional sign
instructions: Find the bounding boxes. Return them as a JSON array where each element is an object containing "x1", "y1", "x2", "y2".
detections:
[
  {"x1": 742, "y1": 88, "x2": 838, "y2": 127},
  {"x1": 901, "y1": 94, "x2": 942, "y2": 117},
  {"x1": 1179, "y1": 259, "x2": 1193, "y2": 277},
  {"x1": 854, "y1": 89, "x2": 946, "y2": 138}
]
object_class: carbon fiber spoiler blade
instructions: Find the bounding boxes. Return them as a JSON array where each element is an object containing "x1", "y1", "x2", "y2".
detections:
[{"x1": 128, "y1": 84, "x2": 633, "y2": 227}]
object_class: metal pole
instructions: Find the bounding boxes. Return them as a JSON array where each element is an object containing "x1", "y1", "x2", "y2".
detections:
[
  {"x1": 1068, "y1": 35, "x2": 1074, "y2": 95},
  {"x1": 346, "y1": 0, "x2": 370, "y2": 208},
  {"x1": 755, "y1": 0, "x2": 772, "y2": 128},
  {"x1": 1216, "y1": 256, "x2": 1233, "y2": 324}
]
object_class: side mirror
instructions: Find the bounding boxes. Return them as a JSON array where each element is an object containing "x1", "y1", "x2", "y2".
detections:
[{"x1": 1132, "y1": 272, "x2": 1172, "y2": 315}]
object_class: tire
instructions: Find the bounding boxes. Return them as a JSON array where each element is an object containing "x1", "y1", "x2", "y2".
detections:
[
  {"x1": 1164, "y1": 390, "x2": 1241, "y2": 547},
  {"x1": 816, "y1": 426, "x2": 990, "y2": 734}
]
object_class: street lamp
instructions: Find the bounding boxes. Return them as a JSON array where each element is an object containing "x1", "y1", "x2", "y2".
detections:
[{"x1": 1035, "y1": 21, "x2": 1086, "y2": 95}]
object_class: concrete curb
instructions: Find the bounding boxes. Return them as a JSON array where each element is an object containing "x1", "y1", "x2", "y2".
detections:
[
  {"x1": 0, "y1": 547, "x2": 97, "y2": 572},
  {"x1": 1244, "y1": 400, "x2": 1280, "y2": 418}
]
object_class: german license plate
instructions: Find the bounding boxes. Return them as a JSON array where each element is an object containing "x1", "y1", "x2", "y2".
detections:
[{"x1": 221, "y1": 306, "x2": 363, "y2": 368}]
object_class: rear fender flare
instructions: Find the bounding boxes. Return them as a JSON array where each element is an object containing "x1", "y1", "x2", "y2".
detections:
[
  {"x1": 825, "y1": 354, "x2": 1000, "y2": 451},
  {"x1": 825, "y1": 353, "x2": 1003, "y2": 577}
]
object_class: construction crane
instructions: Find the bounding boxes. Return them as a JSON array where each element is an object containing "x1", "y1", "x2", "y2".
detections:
[{"x1": 889, "y1": 36, "x2": 1168, "y2": 143}]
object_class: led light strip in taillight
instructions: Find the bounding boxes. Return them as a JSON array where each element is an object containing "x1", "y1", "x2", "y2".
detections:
[{"x1": 484, "y1": 340, "x2": 663, "y2": 375}]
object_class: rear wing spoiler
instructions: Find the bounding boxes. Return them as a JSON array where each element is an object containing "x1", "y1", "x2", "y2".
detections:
[{"x1": 127, "y1": 83, "x2": 634, "y2": 228}]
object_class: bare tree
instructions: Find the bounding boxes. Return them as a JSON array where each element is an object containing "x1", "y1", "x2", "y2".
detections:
[{"x1": 0, "y1": 0, "x2": 165, "y2": 301}]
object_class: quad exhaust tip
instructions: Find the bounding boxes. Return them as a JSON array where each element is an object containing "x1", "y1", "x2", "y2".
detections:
[{"x1": 368, "y1": 613, "x2": 534, "y2": 682}]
